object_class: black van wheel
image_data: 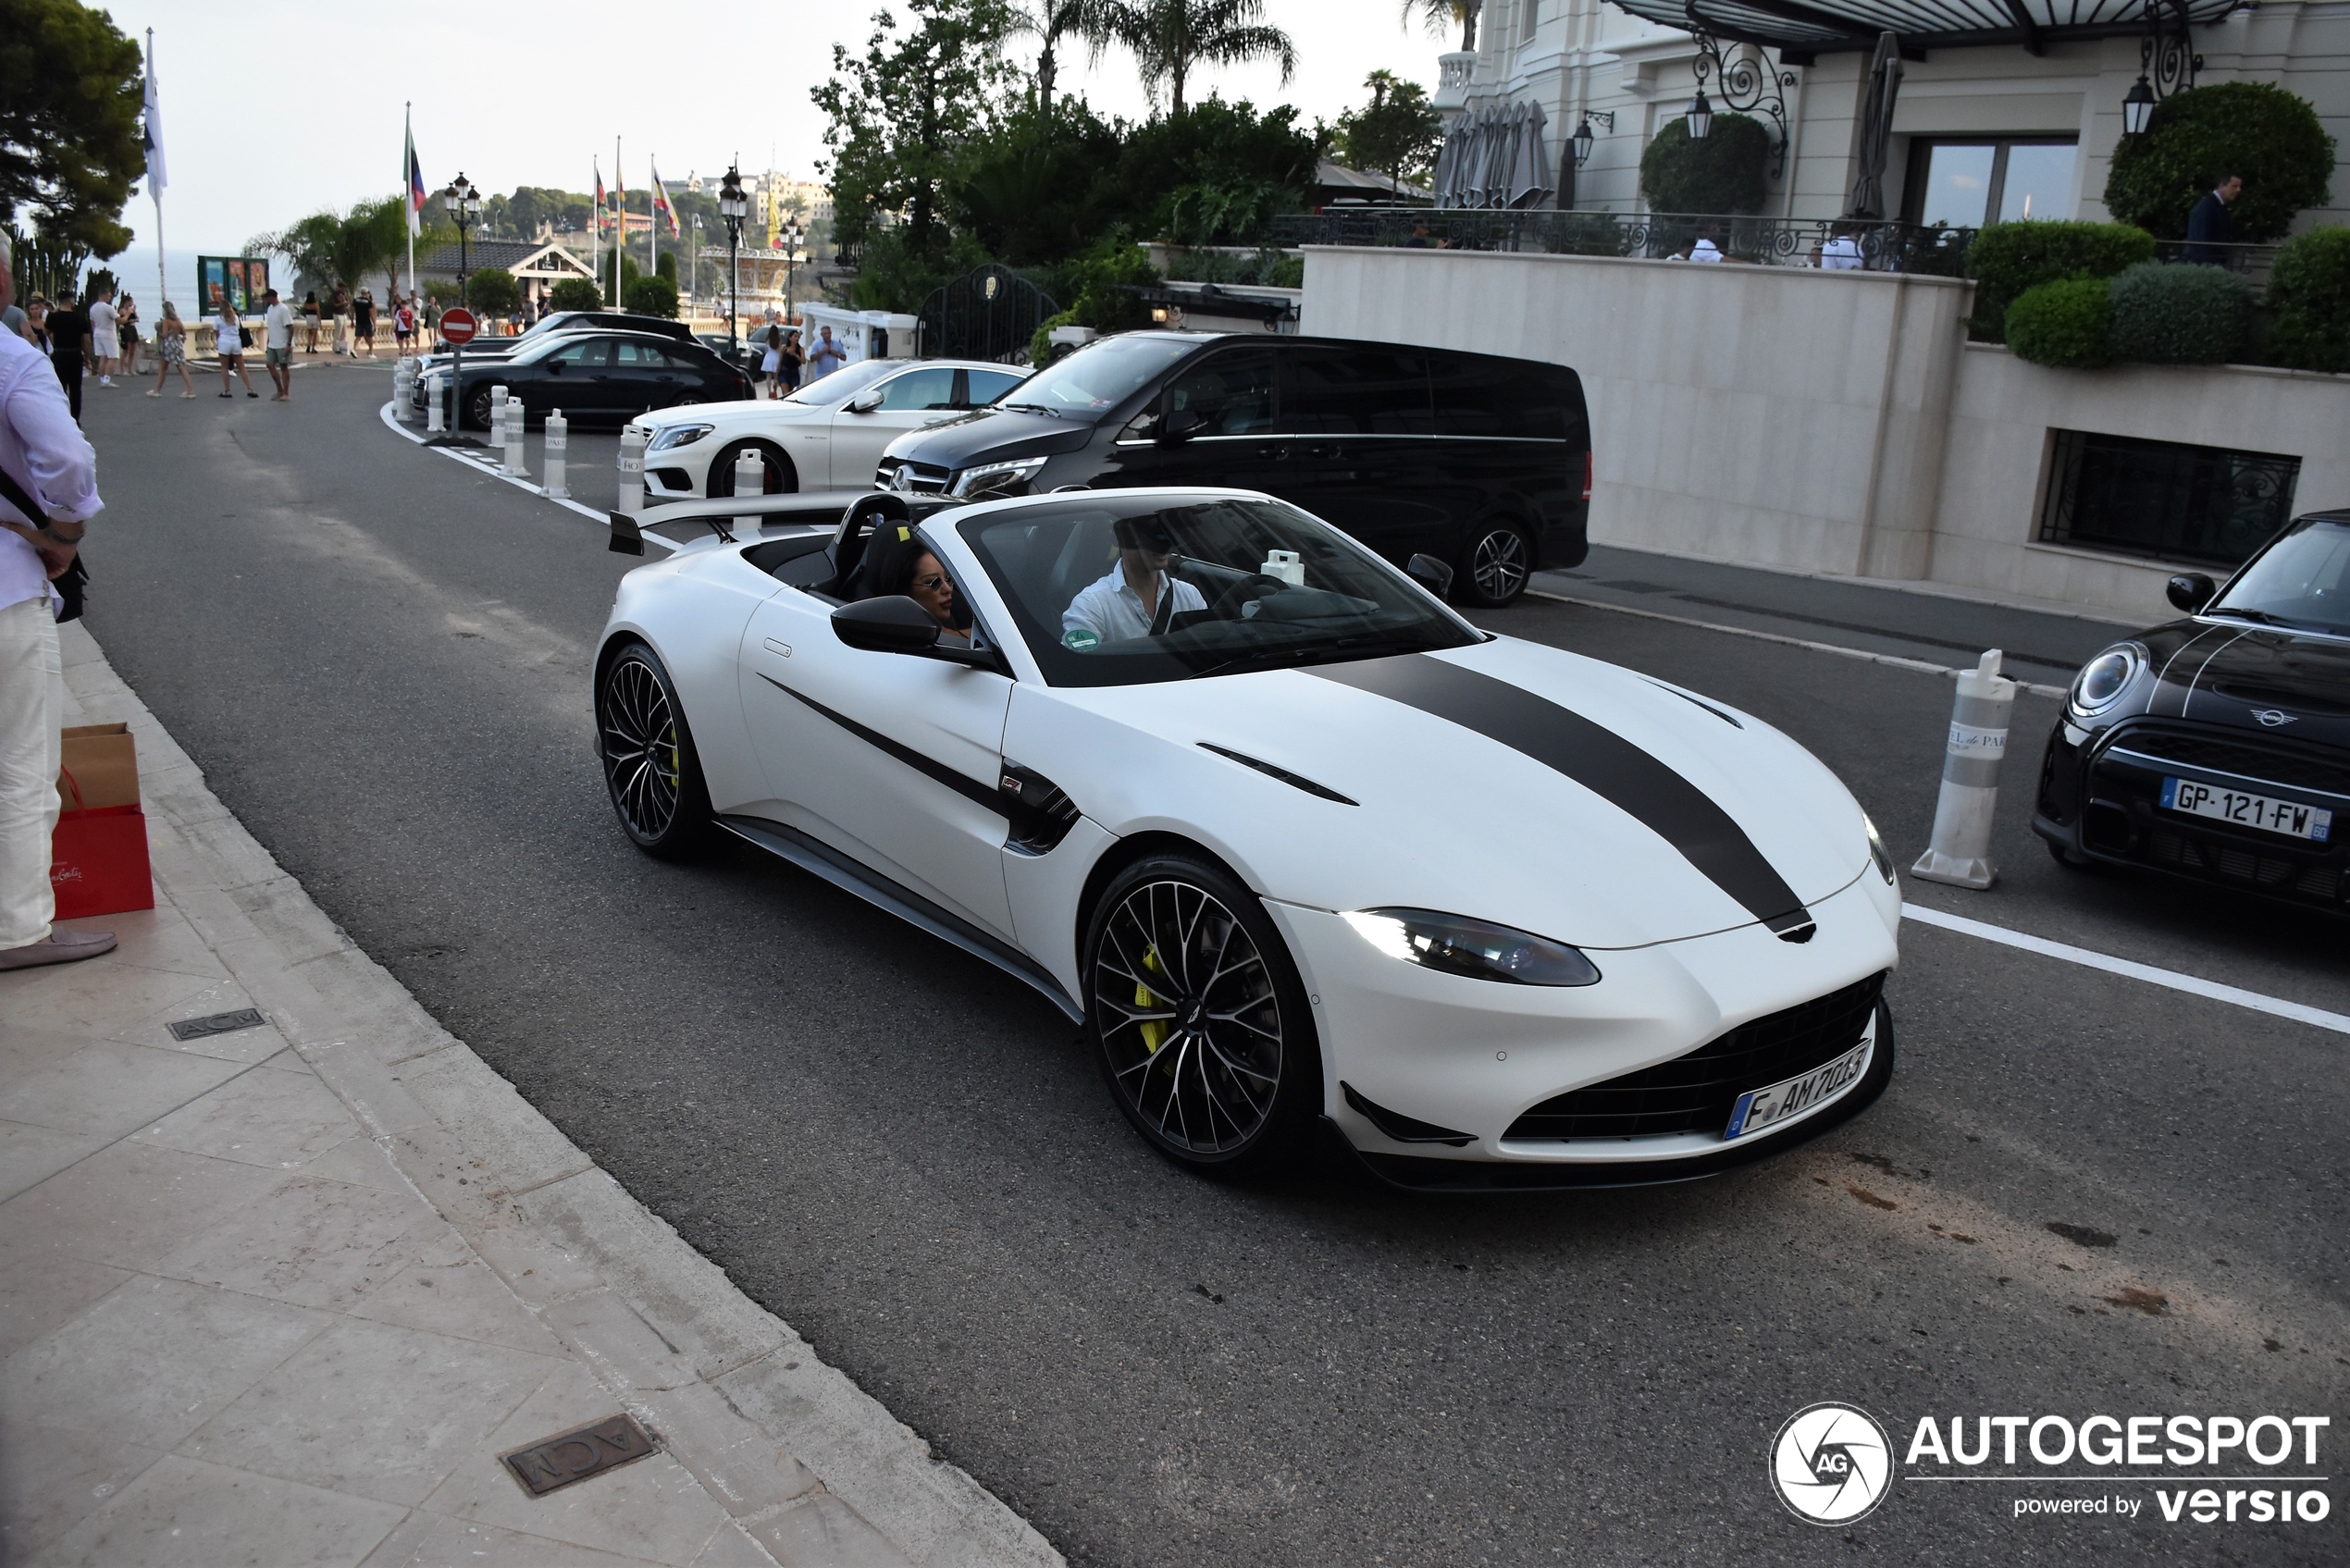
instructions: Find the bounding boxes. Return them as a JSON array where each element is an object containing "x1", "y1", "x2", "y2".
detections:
[{"x1": 1457, "y1": 522, "x2": 1534, "y2": 608}]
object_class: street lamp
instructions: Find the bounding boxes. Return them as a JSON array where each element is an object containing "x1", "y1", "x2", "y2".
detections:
[
  {"x1": 779, "y1": 219, "x2": 806, "y2": 316},
  {"x1": 689, "y1": 215, "x2": 702, "y2": 309},
  {"x1": 1685, "y1": 88, "x2": 1713, "y2": 141},
  {"x1": 445, "y1": 174, "x2": 483, "y2": 306},
  {"x1": 2121, "y1": 74, "x2": 2157, "y2": 137},
  {"x1": 718, "y1": 165, "x2": 748, "y2": 360},
  {"x1": 1571, "y1": 110, "x2": 1614, "y2": 169}
]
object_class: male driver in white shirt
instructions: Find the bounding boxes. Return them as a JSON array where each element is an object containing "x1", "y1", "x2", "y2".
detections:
[
  {"x1": 262, "y1": 289, "x2": 295, "y2": 401},
  {"x1": 1060, "y1": 513, "x2": 1206, "y2": 649},
  {"x1": 0, "y1": 231, "x2": 113, "y2": 969}
]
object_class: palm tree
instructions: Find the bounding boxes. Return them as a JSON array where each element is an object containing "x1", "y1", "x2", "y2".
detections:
[
  {"x1": 1008, "y1": 0, "x2": 1122, "y2": 123},
  {"x1": 1107, "y1": 0, "x2": 1295, "y2": 119},
  {"x1": 1403, "y1": 0, "x2": 1480, "y2": 53}
]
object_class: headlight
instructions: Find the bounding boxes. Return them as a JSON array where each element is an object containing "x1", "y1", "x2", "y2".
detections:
[
  {"x1": 1343, "y1": 907, "x2": 1601, "y2": 987},
  {"x1": 950, "y1": 456, "x2": 1049, "y2": 498},
  {"x1": 1864, "y1": 812, "x2": 1896, "y2": 885},
  {"x1": 648, "y1": 423, "x2": 714, "y2": 453},
  {"x1": 2068, "y1": 643, "x2": 2145, "y2": 717}
]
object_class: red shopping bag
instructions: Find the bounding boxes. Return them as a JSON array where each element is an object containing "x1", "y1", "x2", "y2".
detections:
[{"x1": 50, "y1": 723, "x2": 154, "y2": 919}]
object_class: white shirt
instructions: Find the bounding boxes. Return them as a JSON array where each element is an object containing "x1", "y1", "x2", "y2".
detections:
[
  {"x1": 87, "y1": 301, "x2": 116, "y2": 342},
  {"x1": 216, "y1": 307, "x2": 240, "y2": 352},
  {"x1": 1061, "y1": 564, "x2": 1206, "y2": 648},
  {"x1": 265, "y1": 303, "x2": 294, "y2": 349},
  {"x1": 1689, "y1": 239, "x2": 1725, "y2": 264},
  {"x1": 1820, "y1": 237, "x2": 1862, "y2": 271},
  {"x1": 0, "y1": 328, "x2": 102, "y2": 614}
]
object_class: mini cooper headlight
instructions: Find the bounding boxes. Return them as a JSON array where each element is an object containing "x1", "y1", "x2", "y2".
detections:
[
  {"x1": 648, "y1": 423, "x2": 714, "y2": 452},
  {"x1": 951, "y1": 456, "x2": 1049, "y2": 498},
  {"x1": 2069, "y1": 644, "x2": 2145, "y2": 717},
  {"x1": 1864, "y1": 812, "x2": 1896, "y2": 885},
  {"x1": 1343, "y1": 908, "x2": 1601, "y2": 987}
]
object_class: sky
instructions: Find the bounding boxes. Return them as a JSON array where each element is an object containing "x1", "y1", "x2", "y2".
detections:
[{"x1": 102, "y1": 0, "x2": 1449, "y2": 298}]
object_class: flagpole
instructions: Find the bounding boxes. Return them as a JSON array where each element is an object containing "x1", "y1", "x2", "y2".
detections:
[
  {"x1": 147, "y1": 31, "x2": 166, "y2": 313},
  {"x1": 403, "y1": 102, "x2": 415, "y2": 300},
  {"x1": 649, "y1": 154, "x2": 658, "y2": 286},
  {"x1": 613, "y1": 136, "x2": 623, "y2": 307},
  {"x1": 590, "y1": 160, "x2": 601, "y2": 299}
]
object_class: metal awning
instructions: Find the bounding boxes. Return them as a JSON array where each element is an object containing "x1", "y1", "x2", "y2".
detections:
[{"x1": 1607, "y1": 0, "x2": 2239, "y2": 56}]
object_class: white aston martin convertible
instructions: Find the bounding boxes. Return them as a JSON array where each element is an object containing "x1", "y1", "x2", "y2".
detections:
[{"x1": 595, "y1": 488, "x2": 1902, "y2": 1187}]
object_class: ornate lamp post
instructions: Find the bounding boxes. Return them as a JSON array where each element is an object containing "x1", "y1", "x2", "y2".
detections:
[
  {"x1": 2121, "y1": 74, "x2": 2158, "y2": 137},
  {"x1": 445, "y1": 174, "x2": 483, "y2": 306},
  {"x1": 1684, "y1": 87, "x2": 1713, "y2": 142},
  {"x1": 778, "y1": 219, "x2": 806, "y2": 316},
  {"x1": 718, "y1": 166, "x2": 748, "y2": 361},
  {"x1": 1572, "y1": 110, "x2": 1614, "y2": 168}
]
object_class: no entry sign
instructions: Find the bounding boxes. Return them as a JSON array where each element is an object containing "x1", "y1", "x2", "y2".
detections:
[{"x1": 439, "y1": 307, "x2": 477, "y2": 345}]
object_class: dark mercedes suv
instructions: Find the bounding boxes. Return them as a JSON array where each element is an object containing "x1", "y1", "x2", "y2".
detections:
[
  {"x1": 872, "y1": 331, "x2": 1590, "y2": 606},
  {"x1": 2034, "y1": 509, "x2": 2350, "y2": 911}
]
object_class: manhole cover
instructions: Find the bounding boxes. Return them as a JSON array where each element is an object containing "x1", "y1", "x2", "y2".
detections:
[
  {"x1": 501, "y1": 1414, "x2": 659, "y2": 1497},
  {"x1": 167, "y1": 1008, "x2": 267, "y2": 1041}
]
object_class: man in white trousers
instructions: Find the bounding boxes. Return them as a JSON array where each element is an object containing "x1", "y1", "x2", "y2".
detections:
[{"x1": 0, "y1": 233, "x2": 112, "y2": 970}]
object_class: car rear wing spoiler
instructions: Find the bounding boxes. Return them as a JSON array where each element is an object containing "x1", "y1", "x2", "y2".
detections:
[{"x1": 609, "y1": 491, "x2": 959, "y2": 555}]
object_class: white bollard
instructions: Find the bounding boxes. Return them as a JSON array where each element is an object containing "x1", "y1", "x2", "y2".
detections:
[
  {"x1": 1911, "y1": 649, "x2": 2017, "y2": 890},
  {"x1": 502, "y1": 400, "x2": 528, "y2": 478},
  {"x1": 734, "y1": 450, "x2": 766, "y2": 538},
  {"x1": 488, "y1": 387, "x2": 511, "y2": 468},
  {"x1": 393, "y1": 359, "x2": 414, "y2": 423},
  {"x1": 617, "y1": 426, "x2": 648, "y2": 515},
  {"x1": 424, "y1": 370, "x2": 446, "y2": 433},
  {"x1": 541, "y1": 410, "x2": 568, "y2": 499}
]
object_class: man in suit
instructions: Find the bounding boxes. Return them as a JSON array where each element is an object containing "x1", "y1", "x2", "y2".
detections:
[{"x1": 2183, "y1": 173, "x2": 2243, "y2": 265}]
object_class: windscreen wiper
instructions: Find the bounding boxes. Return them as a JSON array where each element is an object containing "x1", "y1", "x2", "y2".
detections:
[{"x1": 1001, "y1": 401, "x2": 1064, "y2": 418}]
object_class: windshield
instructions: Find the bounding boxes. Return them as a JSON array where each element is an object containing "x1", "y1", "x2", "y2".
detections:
[
  {"x1": 1000, "y1": 334, "x2": 1199, "y2": 415},
  {"x1": 785, "y1": 359, "x2": 896, "y2": 407},
  {"x1": 2210, "y1": 516, "x2": 2350, "y2": 635},
  {"x1": 959, "y1": 494, "x2": 1480, "y2": 687}
]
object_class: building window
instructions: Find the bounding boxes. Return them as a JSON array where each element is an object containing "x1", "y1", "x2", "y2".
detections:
[
  {"x1": 2040, "y1": 430, "x2": 2302, "y2": 567},
  {"x1": 1902, "y1": 139, "x2": 2076, "y2": 228}
]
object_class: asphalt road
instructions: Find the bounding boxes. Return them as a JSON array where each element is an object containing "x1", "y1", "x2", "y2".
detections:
[{"x1": 69, "y1": 364, "x2": 2346, "y2": 1565}]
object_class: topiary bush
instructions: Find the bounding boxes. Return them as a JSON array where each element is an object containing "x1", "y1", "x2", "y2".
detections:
[
  {"x1": 2105, "y1": 81, "x2": 2336, "y2": 242},
  {"x1": 1963, "y1": 220, "x2": 2155, "y2": 341},
  {"x1": 2262, "y1": 226, "x2": 2350, "y2": 373},
  {"x1": 2106, "y1": 261, "x2": 2251, "y2": 364},
  {"x1": 1639, "y1": 114, "x2": 1771, "y2": 216},
  {"x1": 622, "y1": 275, "x2": 679, "y2": 318},
  {"x1": 464, "y1": 267, "x2": 520, "y2": 315},
  {"x1": 547, "y1": 277, "x2": 601, "y2": 313},
  {"x1": 2006, "y1": 278, "x2": 2113, "y2": 368}
]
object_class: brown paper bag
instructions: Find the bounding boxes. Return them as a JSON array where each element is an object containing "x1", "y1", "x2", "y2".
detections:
[{"x1": 57, "y1": 723, "x2": 142, "y2": 809}]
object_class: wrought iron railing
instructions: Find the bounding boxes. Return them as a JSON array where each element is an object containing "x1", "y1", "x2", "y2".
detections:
[{"x1": 1267, "y1": 208, "x2": 1978, "y2": 276}]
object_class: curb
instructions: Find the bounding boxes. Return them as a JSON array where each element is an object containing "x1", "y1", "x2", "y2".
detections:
[{"x1": 60, "y1": 618, "x2": 1062, "y2": 1568}]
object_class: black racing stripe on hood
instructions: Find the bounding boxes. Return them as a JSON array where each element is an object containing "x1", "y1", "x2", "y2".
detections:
[{"x1": 1307, "y1": 656, "x2": 1810, "y2": 931}]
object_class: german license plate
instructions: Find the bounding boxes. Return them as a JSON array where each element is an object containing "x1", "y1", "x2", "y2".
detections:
[
  {"x1": 2160, "y1": 777, "x2": 2332, "y2": 842},
  {"x1": 1725, "y1": 1038, "x2": 1873, "y2": 1142}
]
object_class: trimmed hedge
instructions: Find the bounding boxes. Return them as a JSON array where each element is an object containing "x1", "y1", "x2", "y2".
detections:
[
  {"x1": 1639, "y1": 114, "x2": 1771, "y2": 216},
  {"x1": 2106, "y1": 261, "x2": 2250, "y2": 364},
  {"x1": 547, "y1": 277, "x2": 602, "y2": 313},
  {"x1": 622, "y1": 276, "x2": 679, "y2": 319},
  {"x1": 1964, "y1": 221, "x2": 2154, "y2": 341},
  {"x1": 2006, "y1": 278, "x2": 2113, "y2": 368},
  {"x1": 2105, "y1": 81, "x2": 2336, "y2": 243},
  {"x1": 2263, "y1": 226, "x2": 2350, "y2": 373}
]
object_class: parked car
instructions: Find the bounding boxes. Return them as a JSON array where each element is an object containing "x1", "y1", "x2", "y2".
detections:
[
  {"x1": 2034, "y1": 509, "x2": 2350, "y2": 911},
  {"x1": 627, "y1": 358, "x2": 1029, "y2": 498},
  {"x1": 873, "y1": 331, "x2": 1592, "y2": 607},
  {"x1": 414, "y1": 309, "x2": 692, "y2": 380},
  {"x1": 592, "y1": 487, "x2": 1899, "y2": 1183},
  {"x1": 443, "y1": 328, "x2": 751, "y2": 430}
]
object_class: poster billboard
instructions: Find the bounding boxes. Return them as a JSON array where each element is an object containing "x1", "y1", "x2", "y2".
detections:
[{"x1": 196, "y1": 255, "x2": 271, "y2": 315}]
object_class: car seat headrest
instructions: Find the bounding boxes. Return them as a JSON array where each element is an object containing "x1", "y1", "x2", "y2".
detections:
[{"x1": 825, "y1": 493, "x2": 914, "y2": 595}]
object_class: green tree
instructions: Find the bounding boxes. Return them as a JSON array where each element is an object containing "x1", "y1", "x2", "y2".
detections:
[
  {"x1": 1107, "y1": 0, "x2": 1294, "y2": 118},
  {"x1": 0, "y1": 0, "x2": 145, "y2": 260},
  {"x1": 813, "y1": 0, "x2": 1019, "y2": 262},
  {"x1": 250, "y1": 196, "x2": 413, "y2": 300},
  {"x1": 465, "y1": 267, "x2": 520, "y2": 315},
  {"x1": 1008, "y1": 0, "x2": 1122, "y2": 123},
  {"x1": 2104, "y1": 81, "x2": 2335, "y2": 242},
  {"x1": 624, "y1": 274, "x2": 680, "y2": 317},
  {"x1": 547, "y1": 276, "x2": 602, "y2": 312},
  {"x1": 1639, "y1": 115, "x2": 1770, "y2": 215},
  {"x1": 1401, "y1": 0, "x2": 1478, "y2": 51},
  {"x1": 655, "y1": 250, "x2": 676, "y2": 283},
  {"x1": 1334, "y1": 70, "x2": 1441, "y2": 191}
]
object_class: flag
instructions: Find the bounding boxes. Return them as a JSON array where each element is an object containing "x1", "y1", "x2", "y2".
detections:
[
  {"x1": 595, "y1": 161, "x2": 606, "y2": 228},
  {"x1": 649, "y1": 161, "x2": 679, "y2": 238},
  {"x1": 404, "y1": 115, "x2": 426, "y2": 235},
  {"x1": 141, "y1": 38, "x2": 166, "y2": 192}
]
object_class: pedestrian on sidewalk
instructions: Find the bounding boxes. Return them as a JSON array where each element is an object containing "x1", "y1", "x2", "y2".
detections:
[
  {"x1": 146, "y1": 302, "x2": 196, "y2": 398},
  {"x1": 44, "y1": 290, "x2": 89, "y2": 424},
  {"x1": 354, "y1": 290, "x2": 377, "y2": 357},
  {"x1": 117, "y1": 295, "x2": 141, "y2": 376},
  {"x1": 393, "y1": 297, "x2": 415, "y2": 356},
  {"x1": 807, "y1": 325, "x2": 845, "y2": 381},
  {"x1": 780, "y1": 328, "x2": 805, "y2": 394},
  {"x1": 302, "y1": 289, "x2": 321, "y2": 352},
  {"x1": 758, "y1": 326, "x2": 783, "y2": 398},
  {"x1": 0, "y1": 235, "x2": 113, "y2": 972},
  {"x1": 2183, "y1": 173, "x2": 2242, "y2": 266},
  {"x1": 331, "y1": 286, "x2": 351, "y2": 356},
  {"x1": 20, "y1": 298, "x2": 45, "y2": 350},
  {"x1": 87, "y1": 284, "x2": 118, "y2": 388},
  {"x1": 1, "y1": 291, "x2": 26, "y2": 346},
  {"x1": 215, "y1": 297, "x2": 259, "y2": 399},
  {"x1": 263, "y1": 289, "x2": 295, "y2": 401}
]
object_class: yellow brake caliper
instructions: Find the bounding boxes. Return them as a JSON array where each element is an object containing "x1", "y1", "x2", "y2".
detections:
[{"x1": 1137, "y1": 946, "x2": 1170, "y2": 1057}]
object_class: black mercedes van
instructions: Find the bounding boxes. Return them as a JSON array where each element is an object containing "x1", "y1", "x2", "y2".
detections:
[{"x1": 872, "y1": 331, "x2": 1590, "y2": 607}]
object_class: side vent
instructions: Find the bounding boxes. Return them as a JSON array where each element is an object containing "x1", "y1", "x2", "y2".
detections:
[
  {"x1": 1197, "y1": 743, "x2": 1357, "y2": 806},
  {"x1": 999, "y1": 761, "x2": 1081, "y2": 856},
  {"x1": 1342, "y1": 1082, "x2": 1476, "y2": 1147}
]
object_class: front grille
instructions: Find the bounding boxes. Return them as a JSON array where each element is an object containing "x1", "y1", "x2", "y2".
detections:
[
  {"x1": 2149, "y1": 828, "x2": 2339, "y2": 900},
  {"x1": 2109, "y1": 725, "x2": 2350, "y2": 797},
  {"x1": 1503, "y1": 972, "x2": 1885, "y2": 1142},
  {"x1": 877, "y1": 461, "x2": 952, "y2": 494}
]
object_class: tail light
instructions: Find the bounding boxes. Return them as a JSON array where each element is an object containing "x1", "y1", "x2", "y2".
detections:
[{"x1": 1581, "y1": 450, "x2": 1593, "y2": 501}]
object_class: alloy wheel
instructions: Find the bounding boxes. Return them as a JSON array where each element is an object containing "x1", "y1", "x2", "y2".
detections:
[
  {"x1": 1093, "y1": 879, "x2": 1283, "y2": 1154},
  {"x1": 1470, "y1": 526, "x2": 1530, "y2": 602},
  {"x1": 599, "y1": 654, "x2": 681, "y2": 842}
]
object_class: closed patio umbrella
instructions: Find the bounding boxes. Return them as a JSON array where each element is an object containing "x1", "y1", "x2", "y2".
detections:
[
  {"x1": 1845, "y1": 32, "x2": 1904, "y2": 221},
  {"x1": 1505, "y1": 101, "x2": 1554, "y2": 208}
]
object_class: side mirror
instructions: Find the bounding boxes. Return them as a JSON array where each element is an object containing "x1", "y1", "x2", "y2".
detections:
[
  {"x1": 847, "y1": 389, "x2": 884, "y2": 414},
  {"x1": 2167, "y1": 573, "x2": 2217, "y2": 613},
  {"x1": 1407, "y1": 552, "x2": 1454, "y2": 599},
  {"x1": 831, "y1": 596, "x2": 940, "y2": 653},
  {"x1": 1158, "y1": 406, "x2": 1207, "y2": 443}
]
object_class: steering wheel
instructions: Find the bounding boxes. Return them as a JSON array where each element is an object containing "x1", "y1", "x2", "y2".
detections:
[{"x1": 1208, "y1": 574, "x2": 1288, "y2": 622}]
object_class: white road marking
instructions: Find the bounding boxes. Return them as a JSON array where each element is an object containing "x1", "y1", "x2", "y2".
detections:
[
  {"x1": 1527, "y1": 588, "x2": 2071, "y2": 699},
  {"x1": 1902, "y1": 902, "x2": 2350, "y2": 1036},
  {"x1": 377, "y1": 400, "x2": 676, "y2": 550}
]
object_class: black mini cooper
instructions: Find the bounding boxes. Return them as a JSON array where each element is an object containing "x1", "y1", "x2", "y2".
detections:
[{"x1": 2035, "y1": 509, "x2": 2350, "y2": 912}]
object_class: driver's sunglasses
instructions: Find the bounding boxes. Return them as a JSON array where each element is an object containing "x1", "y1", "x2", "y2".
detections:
[{"x1": 913, "y1": 574, "x2": 950, "y2": 592}]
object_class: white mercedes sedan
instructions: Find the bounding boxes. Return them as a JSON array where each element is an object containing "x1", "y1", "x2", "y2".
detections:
[{"x1": 627, "y1": 358, "x2": 1031, "y2": 500}]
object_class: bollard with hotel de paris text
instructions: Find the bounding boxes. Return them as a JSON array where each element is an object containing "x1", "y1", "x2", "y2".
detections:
[
  {"x1": 501, "y1": 398, "x2": 528, "y2": 479},
  {"x1": 618, "y1": 426, "x2": 648, "y2": 515},
  {"x1": 424, "y1": 370, "x2": 446, "y2": 434},
  {"x1": 393, "y1": 358, "x2": 414, "y2": 423},
  {"x1": 735, "y1": 451, "x2": 766, "y2": 537},
  {"x1": 541, "y1": 410, "x2": 568, "y2": 499},
  {"x1": 489, "y1": 387, "x2": 511, "y2": 471},
  {"x1": 1912, "y1": 649, "x2": 2017, "y2": 889}
]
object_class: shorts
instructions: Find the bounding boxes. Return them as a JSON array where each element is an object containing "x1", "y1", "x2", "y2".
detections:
[{"x1": 266, "y1": 345, "x2": 291, "y2": 366}]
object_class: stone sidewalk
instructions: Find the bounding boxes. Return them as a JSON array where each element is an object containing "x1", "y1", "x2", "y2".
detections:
[{"x1": 0, "y1": 622, "x2": 1061, "y2": 1568}]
